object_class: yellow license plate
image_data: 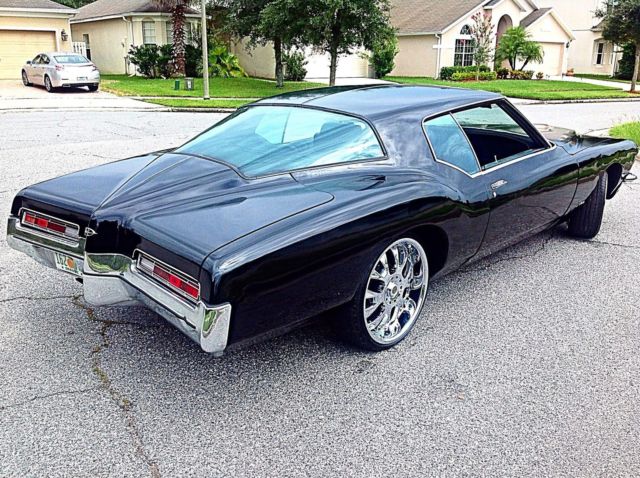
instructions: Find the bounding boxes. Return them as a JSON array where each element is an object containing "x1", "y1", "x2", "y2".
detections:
[{"x1": 54, "y1": 252, "x2": 82, "y2": 276}]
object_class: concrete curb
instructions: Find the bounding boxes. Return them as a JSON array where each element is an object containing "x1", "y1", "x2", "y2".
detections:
[{"x1": 510, "y1": 97, "x2": 640, "y2": 106}]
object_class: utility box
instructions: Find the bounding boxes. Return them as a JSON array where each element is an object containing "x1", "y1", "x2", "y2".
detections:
[
  {"x1": 174, "y1": 79, "x2": 180, "y2": 90},
  {"x1": 184, "y1": 77, "x2": 194, "y2": 91}
]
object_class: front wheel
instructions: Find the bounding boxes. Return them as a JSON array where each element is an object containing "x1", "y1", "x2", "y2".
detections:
[
  {"x1": 567, "y1": 174, "x2": 607, "y2": 239},
  {"x1": 338, "y1": 237, "x2": 429, "y2": 351},
  {"x1": 88, "y1": 84, "x2": 99, "y2": 92},
  {"x1": 22, "y1": 71, "x2": 31, "y2": 86}
]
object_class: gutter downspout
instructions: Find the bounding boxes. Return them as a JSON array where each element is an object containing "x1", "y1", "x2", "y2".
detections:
[
  {"x1": 122, "y1": 16, "x2": 133, "y2": 75},
  {"x1": 435, "y1": 33, "x2": 442, "y2": 79}
]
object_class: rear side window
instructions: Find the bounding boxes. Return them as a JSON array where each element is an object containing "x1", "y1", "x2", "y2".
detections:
[
  {"x1": 453, "y1": 103, "x2": 528, "y2": 136},
  {"x1": 424, "y1": 114, "x2": 479, "y2": 175}
]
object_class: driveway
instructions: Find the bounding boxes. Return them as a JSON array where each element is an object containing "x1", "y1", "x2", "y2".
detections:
[
  {"x1": 0, "y1": 106, "x2": 639, "y2": 477},
  {"x1": 0, "y1": 80, "x2": 164, "y2": 112}
]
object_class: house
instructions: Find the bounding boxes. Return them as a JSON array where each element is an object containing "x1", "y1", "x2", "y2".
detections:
[
  {"x1": 391, "y1": 0, "x2": 575, "y2": 77},
  {"x1": 70, "y1": 0, "x2": 201, "y2": 75},
  {"x1": 536, "y1": 0, "x2": 620, "y2": 75},
  {"x1": 0, "y1": 0, "x2": 76, "y2": 79}
]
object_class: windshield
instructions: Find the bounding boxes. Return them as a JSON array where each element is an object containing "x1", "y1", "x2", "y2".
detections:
[
  {"x1": 54, "y1": 54, "x2": 90, "y2": 64},
  {"x1": 176, "y1": 106, "x2": 384, "y2": 177}
]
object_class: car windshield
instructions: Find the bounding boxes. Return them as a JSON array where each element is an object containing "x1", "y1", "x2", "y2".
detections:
[
  {"x1": 54, "y1": 54, "x2": 90, "y2": 64},
  {"x1": 176, "y1": 106, "x2": 384, "y2": 177}
]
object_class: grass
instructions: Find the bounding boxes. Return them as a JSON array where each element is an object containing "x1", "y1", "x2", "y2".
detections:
[
  {"x1": 145, "y1": 98, "x2": 254, "y2": 109},
  {"x1": 385, "y1": 76, "x2": 633, "y2": 100},
  {"x1": 101, "y1": 74, "x2": 323, "y2": 98},
  {"x1": 573, "y1": 73, "x2": 631, "y2": 84},
  {"x1": 610, "y1": 122, "x2": 640, "y2": 145}
]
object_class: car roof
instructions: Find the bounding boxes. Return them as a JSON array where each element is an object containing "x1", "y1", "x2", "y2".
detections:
[{"x1": 252, "y1": 84, "x2": 502, "y2": 121}]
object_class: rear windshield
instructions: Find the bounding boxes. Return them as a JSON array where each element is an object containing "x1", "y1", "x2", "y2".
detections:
[
  {"x1": 54, "y1": 54, "x2": 90, "y2": 64},
  {"x1": 176, "y1": 106, "x2": 384, "y2": 177}
]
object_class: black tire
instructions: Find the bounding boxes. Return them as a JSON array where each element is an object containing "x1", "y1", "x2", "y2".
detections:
[
  {"x1": 44, "y1": 76, "x2": 54, "y2": 93},
  {"x1": 88, "y1": 84, "x2": 99, "y2": 92},
  {"x1": 568, "y1": 174, "x2": 607, "y2": 239},
  {"x1": 336, "y1": 237, "x2": 429, "y2": 351},
  {"x1": 22, "y1": 71, "x2": 31, "y2": 86}
]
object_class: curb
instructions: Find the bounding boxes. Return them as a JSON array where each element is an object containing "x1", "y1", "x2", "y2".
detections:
[
  {"x1": 512, "y1": 97, "x2": 640, "y2": 105},
  {"x1": 167, "y1": 107, "x2": 238, "y2": 113}
]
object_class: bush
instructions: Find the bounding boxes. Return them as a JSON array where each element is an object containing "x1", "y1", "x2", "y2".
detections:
[
  {"x1": 536, "y1": 71, "x2": 544, "y2": 80},
  {"x1": 283, "y1": 50, "x2": 308, "y2": 81},
  {"x1": 509, "y1": 69, "x2": 534, "y2": 80},
  {"x1": 451, "y1": 71, "x2": 497, "y2": 81},
  {"x1": 440, "y1": 64, "x2": 489, "y2": 80},
  {"x1": 616, "y1": 43, "x2": 637, "y2": 81},
  {"x1": 128, "y1": 44, "x2": 175, "y2": 79},
  {"x1": 370, "y1": 36, "x2": 398, "y2": 78},
  {"x1": 209, "y1": 41, "x2": 246, "y2": 78},
  {"x1": 496, "y1": 67, "x2": 509, "y2": 79},
  {"x1": 185, "y1": 44, "x2": 203, "y2": 77}
]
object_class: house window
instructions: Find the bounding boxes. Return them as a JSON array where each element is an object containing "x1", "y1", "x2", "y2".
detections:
[
  {"x1": 460, "y1": 25, "x2": 472, "y2": 35},
  {"x1": 142, "y1": 21, "x2": 156, "y2": 45},
  {"x1": 83, "y1": 33, "x2": 91, "y2": 60},
  {"x1": 595, "y1": 42, "x2": 605, "y2": 65},
  {"x1": 454, "y1": 39, "x2": 475, "y2": 66},
  {"x1": 166, "y1": 21, "x2": 173, "y2": 44}
]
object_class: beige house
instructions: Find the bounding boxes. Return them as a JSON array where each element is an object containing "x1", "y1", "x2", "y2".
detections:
[
  {"x1": 70, "y1": 0, "x2": 201, "y2": 74},
  {"x1": 0, "y1": 0, "x2": 75, "y2": 79},
  {"x1": 391, "y1": 0, "x2": 574, "y2": 77},
  {"x1": 537, "y1": 0, "x2": 620, "y2": 75}
]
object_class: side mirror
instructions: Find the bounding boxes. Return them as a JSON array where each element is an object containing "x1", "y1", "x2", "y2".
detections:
[{"x1": 26, "y1": 60, "x2": 31, "y2": 65}]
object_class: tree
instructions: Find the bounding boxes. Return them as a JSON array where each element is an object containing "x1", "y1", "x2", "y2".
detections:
[
  {"x1": 597, "y1": 0, "x2": 640, "y2": 92},
  {"x1": 370, "y1": 34, "x2": 398, "y2": 78},
  {"x1": 56, "y1": 0, "x2": 95, "y2": 7},
  {"x1": 223, "y1": 0, "x2": 308, "y2": 87},
  {"x1": 470, "y1": 11, "x2": 494, "y2": 80},
  {"x1": 495, "y1": 26, "x2": 543, "y2": 71},
  {"x1": 153, "y1": 0, "x2": 192, "y2": 76},
  {"x1": 305, "y1": 0, "x2": 394, "y2": 86}
]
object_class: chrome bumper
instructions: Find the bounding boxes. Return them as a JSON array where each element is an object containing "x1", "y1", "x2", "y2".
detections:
[{"x1": 6, "y1": 216, "x2": 230, "y2": 355}]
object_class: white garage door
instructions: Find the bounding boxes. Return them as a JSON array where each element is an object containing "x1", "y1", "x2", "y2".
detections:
[
  {"x1": 0, "y1": 30, "x2": 56, "y2": 79},
  {"x1": 530, "y1": 42, "x2": 564, "y2": 76}
]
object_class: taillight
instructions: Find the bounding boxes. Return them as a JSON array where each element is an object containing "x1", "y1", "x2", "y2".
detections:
[
  {"x1": 21, "y1": 210, "x2": 80, "y2": 240},
  {"x1": 137, "y1": 253, "x2": 200, "y2": 302}
]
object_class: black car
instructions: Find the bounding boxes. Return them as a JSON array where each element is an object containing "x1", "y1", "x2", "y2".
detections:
[{"x1": 7, "y1": 85, "x2": 637, "y2": 355}]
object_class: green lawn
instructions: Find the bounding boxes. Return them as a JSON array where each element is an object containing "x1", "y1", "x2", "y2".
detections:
[
  {"x1": 146, "y1": 98, "x2": 254, "y2": 109},
  {"x1": 101, "y1": 75, "x2": 324, "y2": 98},
  {"x1": 610, "y1": 122, "x2": 640, "y2": 145},
  {"x1": 385, "y1": 76, "x2": 632, "y2": 100},
  {"x1": 573, "y1": 73, "x2": 631, "y2": 84}
]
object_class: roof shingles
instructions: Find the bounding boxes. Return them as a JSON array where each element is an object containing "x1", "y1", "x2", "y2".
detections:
[
  {"x1": 0, "y1": 0, "x2": 74, "y2": 10},
  {"x1": 72, "y1": 0, "x2": 197, "y2": 22},
  {"x1": 391, "y1": 0, "x2": 485, "y2": 34}
]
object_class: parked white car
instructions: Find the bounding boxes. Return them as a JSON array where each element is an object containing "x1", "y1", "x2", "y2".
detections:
[{"x1": 22, "y1": 52, "x2": 100, "y2": 93}]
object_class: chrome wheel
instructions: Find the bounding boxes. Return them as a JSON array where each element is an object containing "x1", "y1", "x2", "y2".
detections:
[
  {"x1": 44, "y1": 76, "x2": 52, "y2": 92},
  {"x1": 362, "y1": 238, "x2": 428, "y2": 345},
  {"x1": 22, "y1": 71, "x2": 29, "y2": 86}
]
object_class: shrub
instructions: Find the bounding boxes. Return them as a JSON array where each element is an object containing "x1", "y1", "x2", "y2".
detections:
[
  {"x1": 451, "y1": 71, "x2": 497, "y2": 81},
  {"x1": 158, "y1": 44, "x2": 174, "y2": 79},
  {"x1": 536, "y1": 71, "x2": 544, "y2": 80},
  {"x1": 440, "y1": 65, "x2": 489, "y2": 80},
  {"x1": 616, "y1": 43, "x2": 637, "y2": 81},
  {"x1": 209, "y1": 42, "x2": 246, "y2": 78},
  {"x1": 128, "y1": 44, "x2": 175, "y2": 79},
  {"x1": 509, "y1": 69, "x2": 534, "y2": 80},
  {"x1": 185, "y1": 44, "x2": 203, "y2": 77},
  {"x1": 496, "y1": 67, "x2": 510, "y2": 79},
  {"x1": 370, "y1": 36, "x2": 398, "y2": 78},
  {"x1": 283, "y1": 50, "x2": 308, "y2": 81}
]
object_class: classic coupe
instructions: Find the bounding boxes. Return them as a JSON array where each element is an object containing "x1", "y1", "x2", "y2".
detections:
[{"x1": 7, "y1": 86, "x2": 637, "y2": 355}]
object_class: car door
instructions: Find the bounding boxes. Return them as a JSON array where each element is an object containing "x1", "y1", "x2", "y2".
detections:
[
  {"x1": 451, "y1": 100, "x2": 579, "y2": 255},
  {"x1": 28, "y1": 55, "x2": 42, "y2": 84},
  {"x1": 39, "y1": 54, "x2": 52, "y2": 84}
]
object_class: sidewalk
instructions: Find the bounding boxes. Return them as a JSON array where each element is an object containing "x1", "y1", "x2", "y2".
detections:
[{"x1": 548, "y1": 75, "x2": 632, "y2": 91}]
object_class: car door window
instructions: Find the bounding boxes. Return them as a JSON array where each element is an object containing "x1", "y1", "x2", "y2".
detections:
[
  {"x1": 41, "y1": 55, "x2": 50, "y2": 65},
  {"x1": 424, "y1": 114, "x2": 479, "y2": 175},
  {"x1": 452, "y1": 103, "x2": 547, "y2": 169},
  {"x1": 32, "y1": 55, "x2": 41, "y2": 64}
]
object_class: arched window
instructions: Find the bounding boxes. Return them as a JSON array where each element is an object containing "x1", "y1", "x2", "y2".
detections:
[{"x1": 455, "y1": 25, "x2": 475, "y2": 67}]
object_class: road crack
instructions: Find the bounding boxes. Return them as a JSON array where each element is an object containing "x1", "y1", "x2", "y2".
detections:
[
  {"x1": 0, "y1": 294, "x2": 76, "y2": 304},
  {"x1": 0, "y1": 387, "x2": 99, "y2": 411},
  {"x1": 73, "y1": 297, "x2": 161, "y2": 478}
]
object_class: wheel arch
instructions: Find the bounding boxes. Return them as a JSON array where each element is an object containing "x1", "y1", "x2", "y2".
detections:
[
  {"x1": 404, "y1": 224, "x2": 449, "y2": 277},
  {"x1": 605, "y1": 163, "x2": 623, "y2": 199}
]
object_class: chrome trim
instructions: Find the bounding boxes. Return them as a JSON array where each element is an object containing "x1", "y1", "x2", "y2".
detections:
[
  {"x1": 135, "y1": 249, "x2": 201, "y2": 304},
  {"x1": 19, "y1": 207, "x2": 81, "y2": 243},
  {"x1": 6, "y1": 215, "x2": 231, "y2": 355}
]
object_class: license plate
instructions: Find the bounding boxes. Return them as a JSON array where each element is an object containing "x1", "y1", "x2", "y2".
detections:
[
  {"x1": 54, "y1": 252, "x2": 82, "y2": 276},
  {"x1": 77, "y1": 77, "x2": 87, "y2": 81}
]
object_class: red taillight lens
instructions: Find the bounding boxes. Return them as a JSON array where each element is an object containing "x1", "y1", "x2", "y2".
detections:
[
  {"x1": 21, "y1": 210, "x2": 80, "y2": 240},
  {"x1": 138, "y1": 254, "x2": 200, "y2": 301}
]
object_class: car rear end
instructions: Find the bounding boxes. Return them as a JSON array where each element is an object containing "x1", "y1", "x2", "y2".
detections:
[{"x1": 49, "y1": 53, "x2": 100, "y2": 89}]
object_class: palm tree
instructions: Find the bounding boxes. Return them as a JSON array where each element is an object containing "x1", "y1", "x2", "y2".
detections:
[{"x1": 153, "y1": 0, "x2": 191, "y2": 76}]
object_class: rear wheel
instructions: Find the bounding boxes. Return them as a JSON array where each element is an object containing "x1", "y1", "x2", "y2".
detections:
[
  {"x1": 88, "y1": 84, "x2": 99, "y2": 92},
  {"x1": 568, "y1": 174, "x2": 607, "y2": 239},
  {"x1": 44, "y1": 75, "x2": 54, "y2": 93},
  {"x1": 21, "y1": 70, "x2": 31, "y2": 86},
  {"x1": 338, "y1": 237, "x2": 429, "y2": 351}
]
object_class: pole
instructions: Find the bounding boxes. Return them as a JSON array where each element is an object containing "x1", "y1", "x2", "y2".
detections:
[{"x1": 201, "y1": 0, "x2": 210, "y2": 100}]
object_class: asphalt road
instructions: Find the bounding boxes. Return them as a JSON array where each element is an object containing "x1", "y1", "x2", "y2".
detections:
[{"x1": 0, "y1": 105, "x2": 639, "y2": 477}]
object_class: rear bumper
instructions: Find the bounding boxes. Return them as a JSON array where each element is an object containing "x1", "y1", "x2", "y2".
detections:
[
  {"x1": 6, "y1": 216, "x2": 230, "y2": 355},
  {"x1": 51, "y1": 74, "x2": 100, "y2": 88}
]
